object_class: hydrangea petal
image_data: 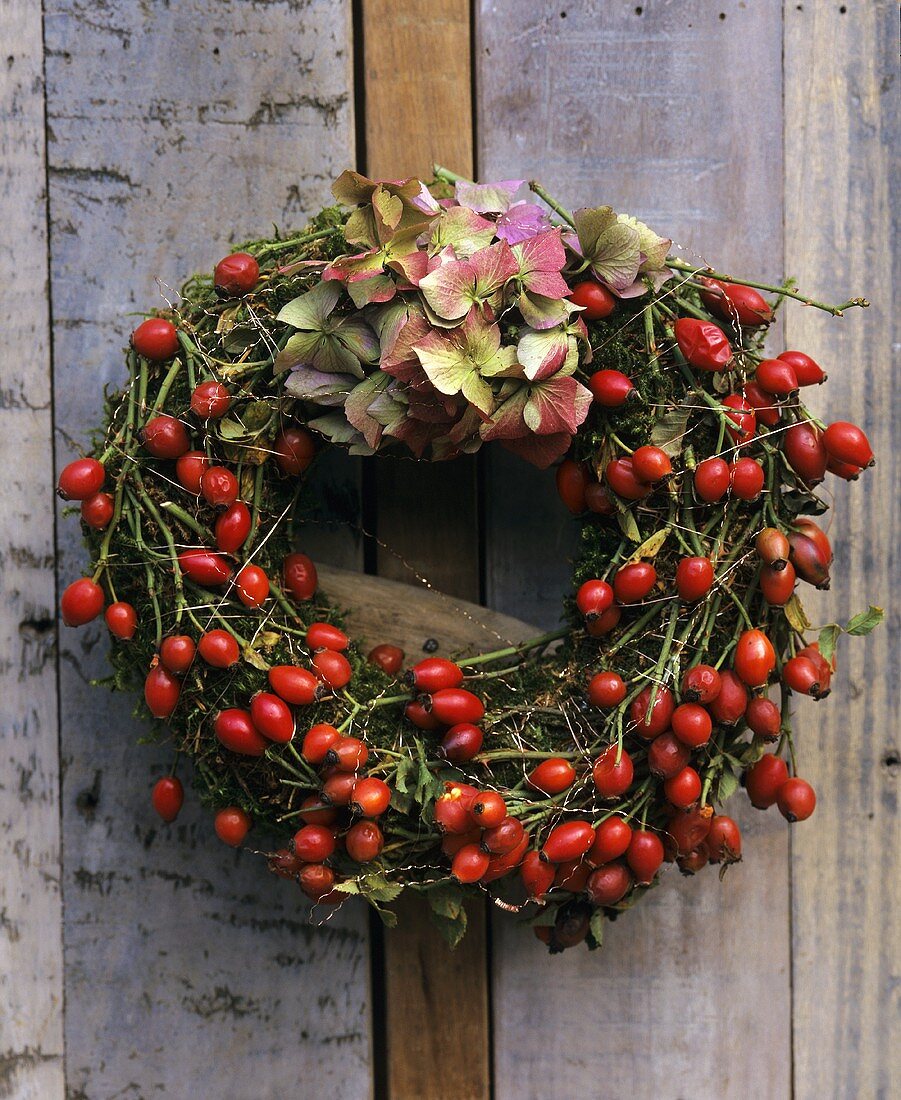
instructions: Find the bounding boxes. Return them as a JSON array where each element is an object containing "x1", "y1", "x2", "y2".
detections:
[
  {"x1": 523, "y1": 374, "x2": 592, "y2": 435},
  {"x1": 495, "y1": 202, "x2": 551, "y2": 244},
  {"x1": 517, "y1": 326, "x2": 569, "y2": 381},
  {"x1": 455, "y1": 179, "x2": 524, "y2": 213},
  {"x1": 501, "y1": 431, "x2": 572, "y2": 469},
  {"x1": 276, "y1": 280, "x2": 341, "y2": 330}
]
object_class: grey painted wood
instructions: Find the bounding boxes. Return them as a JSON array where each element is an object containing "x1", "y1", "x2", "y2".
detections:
[
  {"x1": 783, "y1": 4, "x2": 899, "y2": 1097},
  {"x1": 42, "y1": 3, "x2": 372, "y2": 1096},
  {"x1": 0, "y1": 7, "x2": 66, "y2": 1098},
  {"x1": 478, "y1": 3, "x2": 792, "y2": 1096}
]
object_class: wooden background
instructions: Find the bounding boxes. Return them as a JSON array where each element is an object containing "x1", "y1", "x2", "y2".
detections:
[{"x1": 1, "y1": 1, "x2": 897, "y2": 1097}]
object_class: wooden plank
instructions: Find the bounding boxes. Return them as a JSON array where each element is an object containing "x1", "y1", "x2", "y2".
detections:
[
  {"x1": 319, "y1": 565, "x2": 535, "y2": 657},
  {"x1": 42, "y1": 4, "x2": 372, "y2": 1097},
  {"x1": 477, "y1": 3, "x2": 793, "y2": 1096},
  {"x1": 783, "y1": 4, "x2": 899, "y2": 1097},
  {"x1": 362, "y1": 0, "x2": 473, "y2": 180},
  {"x1": 362, "y1": 0, "x2": 480, "y2": 600},
  {"x1": 0, "y1": 8, "x2": 66, "y2": 1099},
  {"x1": 360, "y1": 3, "x2": 490, "y2": 1097}
]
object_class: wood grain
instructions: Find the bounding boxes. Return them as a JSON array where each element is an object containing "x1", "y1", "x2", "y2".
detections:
[
  {"x1": 362, "y1": 0, "x2": 473, "y2": 181},
  {"x1": 361, "y1": 3, "x2": 490, "y2": 1096},
  {"x1": 319, "y1": 565, "x2": 535, "y2": 657},
  {"x1": 783, "y1": 4, "x2": 899, "y2": 1097},
  {"x1": 477, "y1": 3, "x2": 792, "y2": 1096},
  {"x1": 362, "y1": 0, "x2": 480, "y2": 603},
  {"x1": 0, "y1": 7, "x2": 66, "y2": 1098},
  {"x1": 42, "y1": 4, "x2": 372, "y2": 1097}
]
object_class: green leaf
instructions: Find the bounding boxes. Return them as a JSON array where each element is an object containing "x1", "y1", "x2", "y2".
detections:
[
  {"x1": 845, "y1": 605, "x2": 884, "y2": 637},
  {"x1": 358, "y1": 872, "x2": 404, "y2": 905},
  {"x1": 216, "y1": 416, "x2": 251, "y2": 441},
  {"x1": 716, "y1": 768, "x2": 740, "y2": 804},
  {"x1": 526, "y1": 905, "x2": 558, "y2": 928},
  {"x1": 783, "y1": 593, "x2": 811, "y2": 633},
  {"x1": 735, "y1": 740, "x2": 767, "y2": 767},
  {"x1": 615, "y1": 504, "x2": 641, "y2": 542},
  {"x1": 650, "y1": 401, "x2": 692, "y2": 457},
  {"x1": 426, "y1": 882, "x2": 469, "y2": 948},
  {"x1": 817, "y1": 623, "x2": 841, "y2": 665},
  {"x1": 412, "y1": 739, "x2": 442, "y2": 820},
  {"x1": 782, "y1": 489, "x2": 828, "y2": 516},
  {"x1": 394, "y1": 756, "x2": 414, "y2": 796}
]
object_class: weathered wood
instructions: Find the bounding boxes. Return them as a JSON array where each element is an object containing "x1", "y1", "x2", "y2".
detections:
[
  {"x1": 477, "y1": 3, "x2": 792, "y2": 1096},
  {"x1": 360, "y1": 3, "x2": 490, "y2": 1096},
  {"x1": 42, "y1": 4, "x2": 372, "y2": 1097},
  {"x1": 319, "y1": 565, "x2": 535, "y2": 657},
  {"x1": 362, "y1": 0, "x2": 473, "y2": 180},
  {"x1": 362, "y1": 0, "x2": 480, "y2": 601},
  {"x1": 0, "y1": 8, "x2": 66, "y2": 1099},
  {"x1": 783, "y1": 4, "x2": 899, "y2": 1097},
  {"x1": 315, "y1": 567, "x2": 533, "y2": 1100}
]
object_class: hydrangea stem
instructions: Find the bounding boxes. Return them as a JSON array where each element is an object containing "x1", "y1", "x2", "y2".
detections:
[{"x1": 528, "y1": 180, "x2": 576, "y2": 228}]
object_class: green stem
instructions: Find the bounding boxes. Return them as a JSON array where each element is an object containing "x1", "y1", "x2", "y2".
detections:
[
  {"x1": 149, "y1": 357, "x2": 184, "y2": 417},
  {"x1": 268, "y1": 579, "x2": 302, "y2": 625},
  {"x1": 255, "y1": 226, "x2": 344, "y2": 259},
  {"x1": 691, "y1": 592, "x2": 723, "y2": 666},
  {"x1": 367, "y1": 692, "x2": 414, "y2": 709},
  {"x1": 474, "y1": 748, "x2": 579, "y2": 764},
  {"x1": 432, "y1": 164, "x2": 470, "y2": 185},
  {"x1": 130, "y1": 479, "x2": 185, "y2": 626},
  {"x1": 604, "y1": 603, "x2": 666, "y2": 658},
  {"x1": 643, "y1": 304, "x2": 657, "y2": 360},
  {"x1": 160, "y1": 500, "x2": 210, "y2": 540},
  {"x1": 136, "y1": 357, "x2": 149, "y2": 418},
  {"x1": 667, "y1": 259, "x2": 869, "y2": 317},
  {"x1": 460, "y1": 628, "x2": 569, "y2": 668},
  {"x1": 646, "y1": 602, "x2": 681, "y2": 713},
  {"x1": 244, "y1": 463, "x2": 266, "y2": 553},
  {"x1": 528, "y1": 180, "x2": 576, "y2": 228}
]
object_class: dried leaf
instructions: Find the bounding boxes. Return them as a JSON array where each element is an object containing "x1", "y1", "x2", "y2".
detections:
[
  {"x1": 626, "y1": 528, "x2": 669, "y2": 564},
  {"x1": 650, "y1": 402, "x2": 692, "y2": 457},
  {"x1": 241, "y1": 645, "x2": 271, "y2": 671},
  {"x1": 783, "y1": 593, "x2": 811, "y2": 632},
  {"x1": 616, "y1": 505, "x2": 641, "y2": 542}
]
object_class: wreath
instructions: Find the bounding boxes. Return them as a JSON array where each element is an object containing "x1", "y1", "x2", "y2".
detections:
[{"x1": 58, "y1": 167, "x2": 881, "y2": 952}]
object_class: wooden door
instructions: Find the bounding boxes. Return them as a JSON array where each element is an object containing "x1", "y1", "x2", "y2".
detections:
[{"x1": 1, "y1": 2, "x2": 896, "y2": 1098}]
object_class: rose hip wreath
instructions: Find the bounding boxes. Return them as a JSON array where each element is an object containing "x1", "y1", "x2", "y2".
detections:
[{"x1": 59, "y1": 168, "x2": 881, "y2": 952}]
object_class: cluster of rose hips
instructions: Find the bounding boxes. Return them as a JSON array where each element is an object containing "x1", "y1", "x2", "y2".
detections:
[
  {"x1": 437, "y1": 783, "x2": 529, "y2": 885},
  {"x1": 553, "y1": 276, "x2": 873, "y2": 884},
  {"x1": 263, "y1": 714, "x2": 395, "y2": 904},
  {"x1": 400, "y1": 657, "x2": 487, "y2": 759},
  {"x1": 58, "y1": 251, "x2": 366, "y2": 852}
]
